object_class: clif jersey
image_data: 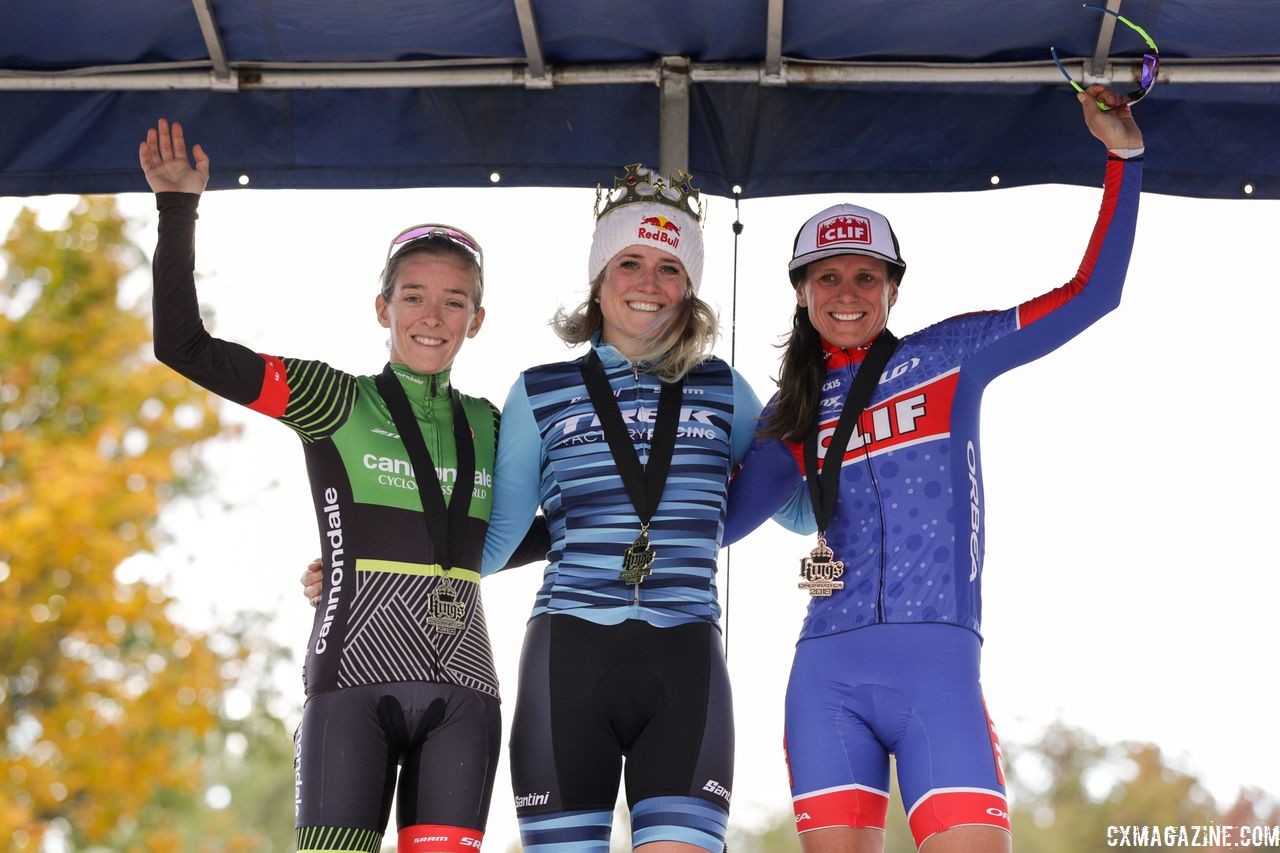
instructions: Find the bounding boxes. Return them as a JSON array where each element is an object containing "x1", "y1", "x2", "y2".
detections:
[
  {"x1": 482, "y1": 339, "x2": 761, "y2": 628},
  {"x1": 725, "y1": 155, "x2": 1142, "y2": 641},
  {"x1": 152, "y1": 192, "x2": 500, "y2": 698}
]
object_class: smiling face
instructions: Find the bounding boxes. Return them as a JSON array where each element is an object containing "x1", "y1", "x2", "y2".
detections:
[
  {"x1": 796, "y1": 254, "x2": 899, "y2": 350},
  {"x1": 375, "y1": 253, "x2": 484, "y2": 375},
  {"x1": 597, "y1": 245, "x2": 690, "y2": 358}
]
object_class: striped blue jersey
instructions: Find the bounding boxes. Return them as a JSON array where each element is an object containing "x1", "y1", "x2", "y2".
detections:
[
  {"x1": 483, "y1": 340, "x2": 762, "y2": 628},
  {"x1": 725, "y1": 155, "x2": 1142, "y2": 641}
]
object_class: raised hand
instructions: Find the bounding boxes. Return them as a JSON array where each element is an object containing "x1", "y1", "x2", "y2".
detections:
[
  {"x1": 138, "y1": 118, "x2": 210, "y2": 195},
  {"x1": 1079, "y1": 84, "x2": 1144, "y2": 152}
]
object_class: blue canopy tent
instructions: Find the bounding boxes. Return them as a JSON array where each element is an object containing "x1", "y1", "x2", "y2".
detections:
[{"x1": 1, "y1": 0, "x2": 1277, "y2": 199}]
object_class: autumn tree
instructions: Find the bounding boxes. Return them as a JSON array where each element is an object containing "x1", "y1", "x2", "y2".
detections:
[
  {"x1": 0, "y1": 196, "x2": 272, "y2": 848},
  {"x1": 1002, "y1": 722, "x2": 1220, "y2": 853}
]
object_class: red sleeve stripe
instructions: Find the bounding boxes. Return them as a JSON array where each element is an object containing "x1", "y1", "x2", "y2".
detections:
[
  {"x1": 1017, "y1": 156, "x2": 1127, "y2": 328},
  {"x1": 246, "y1": 353, "x2": 290, "y2": 418}
]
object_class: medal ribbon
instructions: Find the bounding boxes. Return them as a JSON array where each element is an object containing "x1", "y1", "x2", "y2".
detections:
[
  {"x1": 802, "y1": 331, "x2": 899, "y2": 533},
  {"x1": 375, "y1": 364, "x2": 475, "y2": 572},
  {"x1": 578, "y1": 349, "x2": 683, "y2": 538}
]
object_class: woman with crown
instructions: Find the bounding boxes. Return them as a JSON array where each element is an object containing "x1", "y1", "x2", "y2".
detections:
[
  {"x1": 722, "y1": 85, "x2": 1144, "y2": 853},
  {"x1": 477, "y1": 165, "x2": 805, "y2": 853}
]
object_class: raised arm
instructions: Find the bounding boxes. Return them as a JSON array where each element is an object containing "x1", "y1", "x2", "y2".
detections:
[
  {"x1": 142, "y1": 120, "x2": 279, "y2": 408},
  {"x1": 959, "y1": 85, "x2": 1145, "y2": 383}
]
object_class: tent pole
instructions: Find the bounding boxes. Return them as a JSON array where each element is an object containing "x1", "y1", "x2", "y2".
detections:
[
  {"x1": 189, "y1": 0, "x2": 231, "y2": 83},
  {"x1": 659, "y1": 56, "x2": 690, "y2": 177}
]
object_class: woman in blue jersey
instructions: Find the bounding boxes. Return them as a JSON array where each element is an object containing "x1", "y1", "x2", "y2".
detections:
[
  {"x1": 479, "y1": 165, "x2": 778, "y2": 853},
  {"x1": 723, "y1": 86, "x2": 1144, "y2": 853},
  {"x1": 141, "y1": 119, "x2": 510, "y2": 853}
]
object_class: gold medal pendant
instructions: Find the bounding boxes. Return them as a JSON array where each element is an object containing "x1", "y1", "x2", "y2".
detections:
[
  {"x1": 620, "y1": 524, "x2": 656, "y2": 586},
  {"x1": 427, "y1": 575, "x2": 468, "y2": 636},
  {"x1": 799, "y1": 533, "x2": 845, "y2": 597}
]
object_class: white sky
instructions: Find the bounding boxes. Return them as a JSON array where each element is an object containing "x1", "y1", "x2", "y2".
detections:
[{"x1": 4, "y1": 167, "x2": 1278, "y2": 847}]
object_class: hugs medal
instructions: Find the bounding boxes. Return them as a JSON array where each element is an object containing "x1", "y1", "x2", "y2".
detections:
[{"x1": 799, "y1": 331, "x2": 898, "y2": 597}]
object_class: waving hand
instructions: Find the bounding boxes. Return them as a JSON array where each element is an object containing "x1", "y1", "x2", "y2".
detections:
[{"x1": 138, "y1": 118, "x2": 210, "y2": 195}]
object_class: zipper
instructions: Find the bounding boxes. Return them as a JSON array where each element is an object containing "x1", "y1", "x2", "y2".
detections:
[{"x1": 634, "y1": 364, "x2": 643, "y2": 607}]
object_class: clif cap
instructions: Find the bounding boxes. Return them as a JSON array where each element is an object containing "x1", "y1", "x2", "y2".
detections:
[{"x1": 788, "y1": 203, "x2": 906, "y2": 284}]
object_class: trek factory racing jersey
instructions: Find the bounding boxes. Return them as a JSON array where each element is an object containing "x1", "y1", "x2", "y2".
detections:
[
  {"x1": 482, "y1": 339, "x2": 766, "y2": 627},
  {"x1": 726, "y1": 155, "x2": 1142, "y2": 641},
  {"x1": 152, "y1": 192, "x2": 500, "y2": 698}
]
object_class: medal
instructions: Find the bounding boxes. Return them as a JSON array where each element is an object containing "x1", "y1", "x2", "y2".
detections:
[
  {"x1": 800, "y1": 331, "x2": 899, "y2": 600},
  {"x1": 579, "y1": 351, "x2": 683, "y2": 593},
  {"x1": 427, "y1": 576, "x2": 467, "y2": 636},
  {"x1": 799, "y1": 533, "x2": 845, "y2": 597},
  {"x1": 375, "y1": 366, "x2": 478, "y2": 637},
  {"x1": 620, "y1": 523, "x2": 656, "y2": 585}
]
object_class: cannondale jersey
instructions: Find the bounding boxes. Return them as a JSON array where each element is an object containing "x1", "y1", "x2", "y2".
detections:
[
  {"x1": 482, "y1": 341, "x2": 763, "y2": 628},
  {"x1": 726, "y1": 155, "x2": 1142, "y2": 641},
  {"x1": 152, "y1": 193, "x2": 499, "y2": 698}
]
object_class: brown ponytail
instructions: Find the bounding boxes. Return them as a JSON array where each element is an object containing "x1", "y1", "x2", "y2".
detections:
[{"x1": 758, "y1": 305, "x2": 828, "y2": 444}]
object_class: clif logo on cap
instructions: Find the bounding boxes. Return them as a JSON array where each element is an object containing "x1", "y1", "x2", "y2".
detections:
[{"x1": 816, "y1": 214, "x2": 872, "y2": 247}]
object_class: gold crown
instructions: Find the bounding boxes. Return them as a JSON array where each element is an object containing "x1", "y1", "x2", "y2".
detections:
[{"x1": 594, "y1": 163, "x2": 704, "y2": 224}]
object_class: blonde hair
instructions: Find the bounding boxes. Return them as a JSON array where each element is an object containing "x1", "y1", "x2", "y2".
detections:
[{"x1": 552, "y1": 271, "x2": 719, "y2": 382}]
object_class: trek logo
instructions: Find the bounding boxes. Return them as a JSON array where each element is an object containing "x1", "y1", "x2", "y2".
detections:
[
  {"x1": 817, "y1": 213, "x2": 871, "y2": 247},
  {"x1": 702, "y1": 779, "x2": 732, "y2": 802},
  {"x1": 557, "y1": 407, "x2": 717, "y2": 435},
  {"x1": 514, "y1": 791, "x2": 550, "y2": 808}
]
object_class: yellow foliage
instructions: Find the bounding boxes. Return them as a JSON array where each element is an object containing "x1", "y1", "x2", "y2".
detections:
[{"x1": 1, "y1": 198, "x2": 240, "y2": 846}]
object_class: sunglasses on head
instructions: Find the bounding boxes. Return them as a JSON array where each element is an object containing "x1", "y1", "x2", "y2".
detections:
[
  {"x1": 1051, "y1": 4, "x2": 1159, "y2": 110},
  {"x1": 386, "y1": 224, "x2": 484, "y2": 275}
]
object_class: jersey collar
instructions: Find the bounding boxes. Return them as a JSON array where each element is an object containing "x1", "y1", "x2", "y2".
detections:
[
  {"x1": 821, "y1": 333, "x2": 884, "y2": 370},
  {"x1": 388, "y1": 363, "x2": 452, "y2": 401},
  {"x1": 590, "y1": 331, "x2": 648, "y2": 372}
]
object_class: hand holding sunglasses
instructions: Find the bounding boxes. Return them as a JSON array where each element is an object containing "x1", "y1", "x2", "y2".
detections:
[
  {"x1": 1051, "y1": 4, "x2": 1159, "y2": 111},
  {"x1": 1076, "y1": 83, "x2": 1144, "y2": 153}
]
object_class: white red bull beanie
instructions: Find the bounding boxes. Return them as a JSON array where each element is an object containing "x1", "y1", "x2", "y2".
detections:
[
  {"x1": 788, "y1": 203, "x2": 906, "y2": 285},
  {"x1": 589, "y1": 167, "x2": 705, "y2": 294}
]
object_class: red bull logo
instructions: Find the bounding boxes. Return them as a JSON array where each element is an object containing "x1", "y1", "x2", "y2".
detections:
[
  {"x1": 638, "y1": 214, "x2": 681, "y2": 248},
  {"x1": 817, "y1": 214, "x2": 872, "y2": 247},
  {"x1": 639, "y1": 215, "x2": 681, "y2": 234}
]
